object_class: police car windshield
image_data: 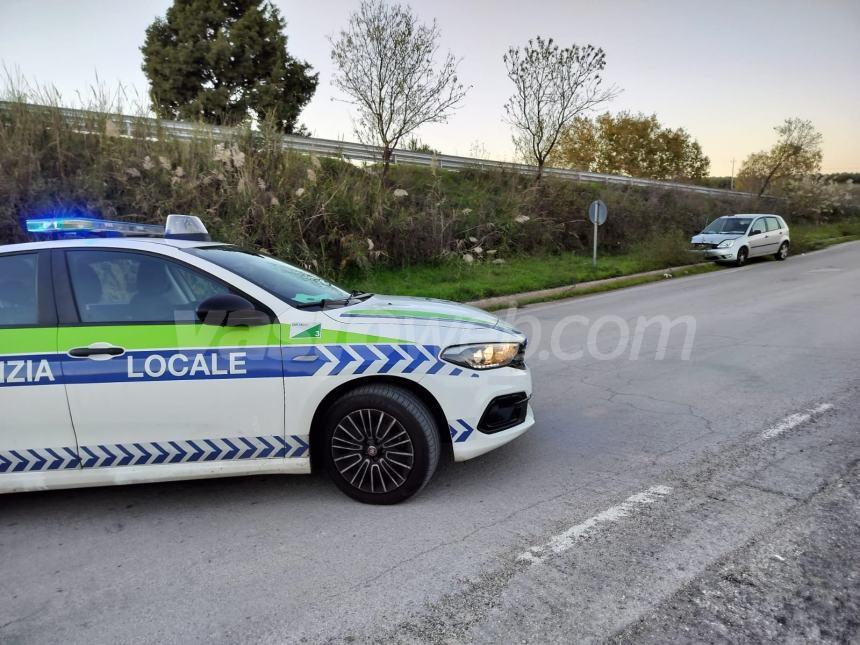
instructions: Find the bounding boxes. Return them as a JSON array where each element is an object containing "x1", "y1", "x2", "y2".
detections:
[
  {"x1": 702, "y1": 217, "x2": 752, "y2": 234},
  {"x1": 188, "y1": 246, "x2": 350, "y2": 308}
]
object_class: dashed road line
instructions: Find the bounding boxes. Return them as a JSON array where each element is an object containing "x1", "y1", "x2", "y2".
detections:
[
  {"x1": 517, "y1": 485, "x2": 673, "y2": 565},
  {"x1": 761, "y1": 403, "x2": 834, "y2": 440}
]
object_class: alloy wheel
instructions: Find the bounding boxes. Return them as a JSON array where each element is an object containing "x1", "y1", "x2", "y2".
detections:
[{"x1": 330, "y1": 409, "x2": 415, "y2": 494}]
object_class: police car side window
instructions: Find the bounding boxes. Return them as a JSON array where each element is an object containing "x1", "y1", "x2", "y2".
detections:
[
  {"x1": 67, "y1": 251, "x2": 230, "y2": 324},
  {"x1": 0, "y1": 254, "x2": 39, "y2": 326}
]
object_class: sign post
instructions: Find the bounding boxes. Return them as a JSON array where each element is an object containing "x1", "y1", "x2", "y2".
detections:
[{"x1": 588, "y1": 200, "x2": 608, "y2": 266}]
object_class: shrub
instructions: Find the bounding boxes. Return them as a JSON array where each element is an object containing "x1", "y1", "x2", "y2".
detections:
[{"x1": 4, "y1": 97, "x2": 849, "y2": 279}]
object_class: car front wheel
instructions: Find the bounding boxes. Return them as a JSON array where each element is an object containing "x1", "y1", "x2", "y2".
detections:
[
  {"x1": 322, "y1": 384, "x2": 440, "y2": 504},
  {"x1": 735, "y1": 247, "x2": 749, "y2": 267},
  {"x1": 775, "y1": 242, "x2": 789, "y2": 261}
]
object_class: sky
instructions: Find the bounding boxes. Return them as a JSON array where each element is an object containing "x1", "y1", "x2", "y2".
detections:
[{"x1": 1, "y1": 0, "x2": 858, "y2": 176}]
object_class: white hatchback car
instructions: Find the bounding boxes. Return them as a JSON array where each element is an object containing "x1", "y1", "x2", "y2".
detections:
[
  {"x1": 691, "y1": 214, "x2": 790, "y2": 266},
  {"x1": 0, "y1": 215, "x2": 534, "y2": 504}
]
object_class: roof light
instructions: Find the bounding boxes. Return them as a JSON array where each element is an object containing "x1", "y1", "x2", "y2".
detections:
[
  {"x1": 165, "y1": 214, "x2": 210, "y2": 242},
  {"x1": 26, "y1": 217, "x2": 164, "y2": 239}
]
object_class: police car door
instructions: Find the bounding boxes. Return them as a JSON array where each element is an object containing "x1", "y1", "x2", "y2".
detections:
[
  {"x1": 55, "y1": 248, "x2": 288, "y2": 472},
  {"x1": 0, "y1": 250, "x2": 79, "y2": 478}
]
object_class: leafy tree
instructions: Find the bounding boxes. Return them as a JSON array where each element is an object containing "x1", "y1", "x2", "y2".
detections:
[
  {"x1": 737, "y1": 118, "x2": 823, "y2": 196},
  {"x1": 504, "y1": 36, "x2": 616, "y2": 181},
  {"x1": 549, "y1": 112, "x2": 710, "y2": 182},
  {"x1": 330, "y1": 0, "x2": 467, "y2": 181},
  {"x1": 141, "y1": 0, "x2": 318, "y2": 133}
]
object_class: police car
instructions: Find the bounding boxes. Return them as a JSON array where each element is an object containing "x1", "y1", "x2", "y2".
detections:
[{"x1": 0, "y1": 215, "x2": 534, "y2": 503}]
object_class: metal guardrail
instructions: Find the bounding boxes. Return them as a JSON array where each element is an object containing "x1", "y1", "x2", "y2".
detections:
[{"x1": 1, "y1": 101, "x2": 759, "y2": 199}]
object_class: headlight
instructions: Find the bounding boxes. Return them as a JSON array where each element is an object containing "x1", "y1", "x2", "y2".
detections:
[
  {"x1": 717, "y1": 239, "x2": 735, "y2": 249},
  {"x1": 441, "y1": 343, "x2": 522, "y2": 370}
]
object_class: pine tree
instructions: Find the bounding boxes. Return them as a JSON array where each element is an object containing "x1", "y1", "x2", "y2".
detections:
[{"x1": 142, "y1": 0, "x2": 317, "y2": 133}]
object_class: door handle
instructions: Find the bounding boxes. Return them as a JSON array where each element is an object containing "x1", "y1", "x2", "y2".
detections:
[{"x1": 68, "y1": 343, "x2": 126, "y2": 359}]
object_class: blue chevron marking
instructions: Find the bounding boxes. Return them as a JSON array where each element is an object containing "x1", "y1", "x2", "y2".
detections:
[
  {"x1": 131, "y1": 443, "x2": 151, "y2": 465},
  {"x1": 63, "y1": 447, "x2": 79, "y2": 469},
  {"x1": 186, "y1": 440, "x2": 205, "y2": 462},
  {"x1": 151, "y1": 442, "x2": 169, "y2": 465},
  {"x1": 203, "y1": 439, "x2": 222, "y2": 461},
  {"x1": 1, "y1": 435, "x2": 310, "y2": 474},
  {"x1": 271, "y1": 436, "x2": 288, "y2": 458},
  {"x1": 399, "y1": 345, "x2": 429, "y2": 373},
  {"x1": 325, "y1": 345, "x2": 357, "y2": 376},
  {"x1": 99, "y1": 445, "x2": 117, "y2": 467},
  {"x1": 449, "y1": 424, "x2": 458, "y2": 439},
  {"x1": 257, "y1": 436, "x2": 275, "y2": 458},
  {"x1": 222, "y1": 438, "x2": 239, "y2": 460},
  {"x1": 239, "y1": 437, "x2": 257, "y2": 459},
  {"x1": 450, "y1": 368, "x2": 463, "y2": 377},
  {"x1": 350, "y1": 345, "x2": 379, "y2": 374},
  {"x1": 45, "y1": 448, "x2": 64, "y2": 470},
  {"x1": 376, "y1": 344, "x2": 406, "y2": 374},
  {"x1": 27, "y1": 449, "x2": 47, "y2": 471},
  {"x1": 168, "y1": 441, "x2": 187, "y2": 463},
  {"x1": 81, "y1": 446, "x2": 99, "y2": 468},
  {"x1": 289, "y1": 435, "x2": 309, "y2": 457},
  {"x1": 116, "y1": 444, "x2": 135, "y2": 466},
  {"x1": 10, "y1": 450, "x2": 27, "y2": 472},
  {"x1": 455, "y1": 419, "x2": 475, "y2": 443},
  {"x1": 0, "y1": 447, "x2": 81, "y2": 473},
  {"x1": 424, "y1": 345, "x2": 446, "y2": 374}
]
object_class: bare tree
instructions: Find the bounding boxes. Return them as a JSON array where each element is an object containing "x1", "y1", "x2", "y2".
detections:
[
  {"x1": 504, "y1": 37, "x2": 616, "y2": 180},
  {"x1": 737, "y1": 118, "x2": 823, "y2": 196},
  {"x1": 330, "y1": 0, "x2": 468, "y2": 181}
]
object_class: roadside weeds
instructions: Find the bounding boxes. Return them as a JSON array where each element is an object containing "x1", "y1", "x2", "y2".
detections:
[{"x1": 468, "y1": 238, "x2": 860, "y2": 311}]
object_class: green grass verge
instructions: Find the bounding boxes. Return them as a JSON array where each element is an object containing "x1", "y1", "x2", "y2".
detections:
[
  {"x1": 790, "y1": 219, "x2": 860, "y2": 253},
  {"x1": 347, "y1": 251, "x2": 703, "y2": 303},
  {"x1": 347, "y1": 218, "x2": 860, "y2": 306}
]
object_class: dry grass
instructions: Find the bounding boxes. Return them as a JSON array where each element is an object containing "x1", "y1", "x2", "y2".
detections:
[{"x1": 1, "y1": 77, "x2": 854, "y2": 283}]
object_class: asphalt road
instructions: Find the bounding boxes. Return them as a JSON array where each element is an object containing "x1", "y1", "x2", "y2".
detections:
[{"x1": 2, "y1": 243, "x2": 859, "y2": 644}]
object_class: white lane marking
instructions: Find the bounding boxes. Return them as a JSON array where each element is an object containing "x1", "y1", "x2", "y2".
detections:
[
  {"x1": 517, "y1": 485, "x2": 672, "y2": 565},
  {"x1": 761, "y1": 403, "x2": 834, "y2": 440}
]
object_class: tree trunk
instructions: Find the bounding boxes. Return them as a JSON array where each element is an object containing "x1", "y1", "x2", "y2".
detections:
[
  {"x1": 758, "y1": 153, "x2": 789, "y2": 197},
  {"x1": 381, "y1": 146, "x2": 393, "y2": 185}
]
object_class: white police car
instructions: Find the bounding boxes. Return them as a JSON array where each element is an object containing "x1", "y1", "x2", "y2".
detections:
[{"x1": 0, "y1": 215, "x2": 534, "y2": 503}]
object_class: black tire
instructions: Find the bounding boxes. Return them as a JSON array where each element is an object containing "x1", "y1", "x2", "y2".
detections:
[
  {"x1": 735, "y1": 247, "x2": 749, "y2": 267},
  {"x1": 775, "y1": 241, "x2": 789, "y2": 261},
  {"x1": 322, "y1": 384, "x2": 440, "y2": 504}
]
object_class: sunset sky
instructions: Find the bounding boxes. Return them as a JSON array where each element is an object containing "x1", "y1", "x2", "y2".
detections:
[{"x1": 1, "y1": 0, "x2": 857, "y2": 175}]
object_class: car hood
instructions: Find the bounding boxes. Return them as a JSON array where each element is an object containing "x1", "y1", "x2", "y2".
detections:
[
  {"x1": 324, "y1": 295, "x2": 521, "y2": 336},
  {"x1": 691, "y1": 233, "x2": 743, "y2": 244}
]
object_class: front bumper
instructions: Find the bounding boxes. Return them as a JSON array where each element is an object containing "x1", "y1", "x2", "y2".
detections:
[
  {"x1": 693, "y1": 247, "x2": 738, "y2": 262},
  {"x1": 453, "y1": 404, "x2": 535, "y2": 461},
  {"x1": 421, "y1": 364, "x2": 535, "y2": 462}
]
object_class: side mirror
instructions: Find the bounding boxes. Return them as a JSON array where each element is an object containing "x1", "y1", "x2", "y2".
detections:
[
  {"x1": 196, "y1": 294, "x2": 271, "y2": 327},
  {"x1": 751, "y1": 229, "x2": 763, "y2": 236}
]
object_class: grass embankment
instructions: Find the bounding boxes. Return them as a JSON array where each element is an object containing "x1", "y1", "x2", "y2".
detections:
[
  {"x1": 349, "y1": 252, "x2": 700, "y2": 302},
  {"x1": 352, "y1": 218, "x2": 860, "y2": 304},
  {"x1": 0, "y1": 96, "x2": 771, "y2": 273},
  {"x1": 2, "y1": 95, "x2": 857, "y2": 308},
  {"x1": 791, "y1": 219, "x2": 860, "y2": 252}
]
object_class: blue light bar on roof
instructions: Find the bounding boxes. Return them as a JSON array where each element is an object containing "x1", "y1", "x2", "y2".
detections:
[{"x1": 26, "y1": 217, "x2": 165, "y2": 239}]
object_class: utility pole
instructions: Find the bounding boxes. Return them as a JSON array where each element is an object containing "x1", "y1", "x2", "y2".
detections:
[{"x1": 730, "y1": 158, "x2": 736, "y2": 190}]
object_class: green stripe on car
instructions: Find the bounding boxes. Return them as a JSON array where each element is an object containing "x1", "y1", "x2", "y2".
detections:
[{"x1": 1, "y1": 325, "x2": 410, "y2": 355}]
